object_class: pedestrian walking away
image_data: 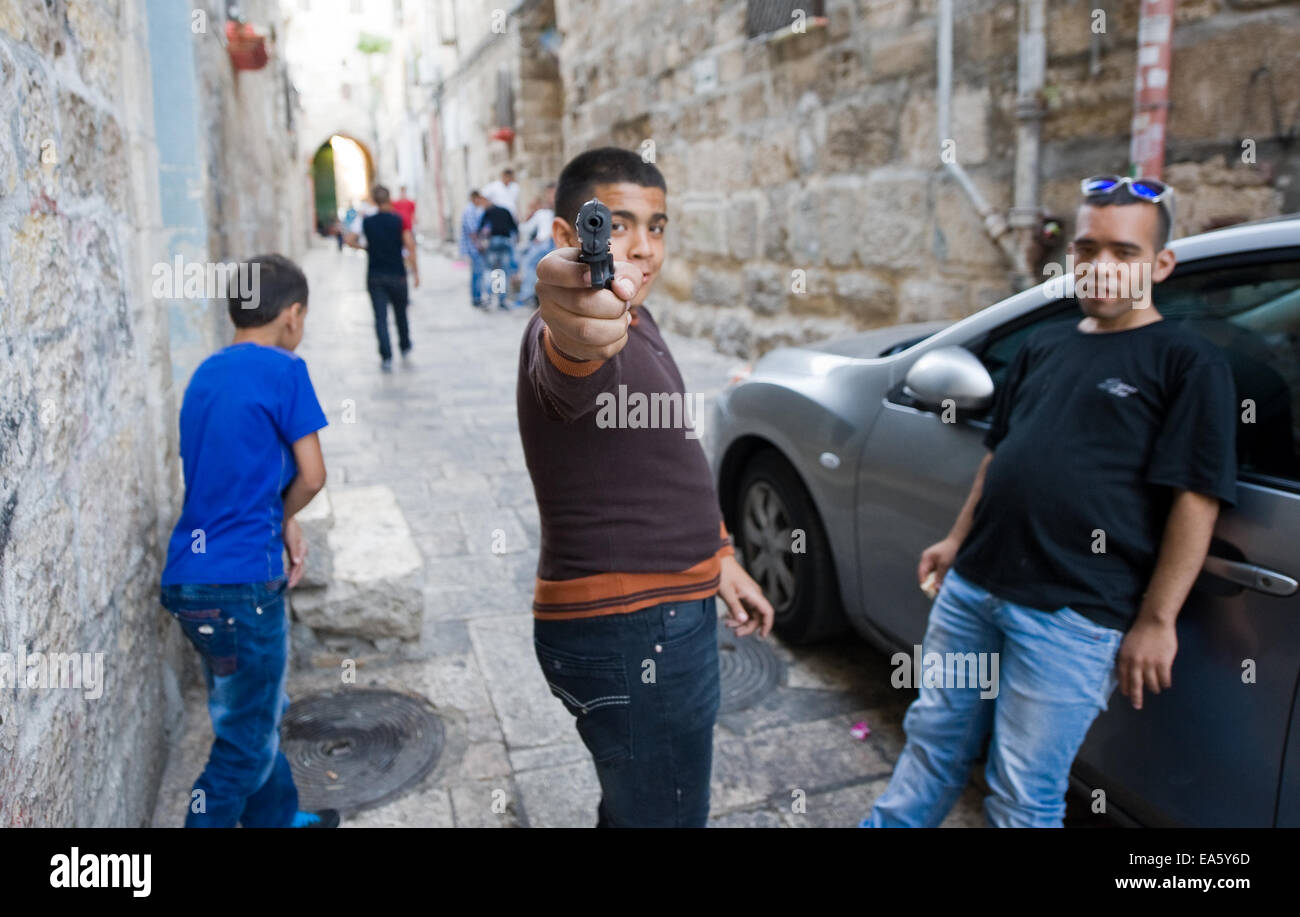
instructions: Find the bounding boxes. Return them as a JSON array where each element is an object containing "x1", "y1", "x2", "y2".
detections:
[
  {"x1": 512, "y1": 182, "x2": 556, "y2": 310},
  {"x1": 483, "y1": 167, "x2": 522, "y2": 275},
  {"x1": 461, "y1": 189, "x2": 488, "y2": 308},
  {"x1": 478, "y1": 198, "x2": 518, "y2": 310},
  {"x1": 346, "y1": 183, "x2": 420, "y2": 370}
]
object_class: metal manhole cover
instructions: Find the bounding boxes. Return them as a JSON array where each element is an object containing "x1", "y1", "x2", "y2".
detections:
[
  {"x1": 282, "y1": 689, "x2": 444, "y2": 814},
  {"x1": 717, "y1": 621, "x2": 784, "y2": 713}
]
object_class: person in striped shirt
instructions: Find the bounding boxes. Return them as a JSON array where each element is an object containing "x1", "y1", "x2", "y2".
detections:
[{"x1": 516, "y1": 148, "x2": 774, "y2": 827}]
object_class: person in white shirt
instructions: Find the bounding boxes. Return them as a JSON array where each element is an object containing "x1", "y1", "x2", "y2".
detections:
[
  {"x1": 482, "y1": 168, "x2": 521, "y2": 276},
  {"x1": 482, "y1": 168, "x2": 521, "y2": 219},
  {"x1": 511, "y1": 182, "x2": 556, "y2": 309}
]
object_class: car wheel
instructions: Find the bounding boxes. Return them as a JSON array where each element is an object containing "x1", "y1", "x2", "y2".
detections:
[{"x1": 734, "y1": 449, "x2": 846, "y2": 644}]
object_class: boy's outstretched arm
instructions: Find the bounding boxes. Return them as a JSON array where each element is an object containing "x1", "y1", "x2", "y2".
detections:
[{"x1": 535, "y1": 247, "x2": 639, "y2": 362}]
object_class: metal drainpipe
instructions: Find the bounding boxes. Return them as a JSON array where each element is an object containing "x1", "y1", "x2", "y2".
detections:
[
  {"x1": 937, "y1": 0, "x2": 1029, "y2": 287},
  {"x1": 1010, "y1": 0, "x2": 1046, "y2": 288},
  {"x1": 1130, "y1": 0, "x2": 1174, "y2": 179}
]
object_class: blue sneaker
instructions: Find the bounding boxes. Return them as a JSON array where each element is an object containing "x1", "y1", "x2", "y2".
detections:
[{"x1": 291, "y1": 809, "x2": 341, "y2": 828}]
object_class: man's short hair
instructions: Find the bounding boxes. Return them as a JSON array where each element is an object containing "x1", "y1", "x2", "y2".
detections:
[
  {"x1": 1081, "y1": 183, "x2": 1173, "y2": 250},
  {"x1": 469, "y1": 189, "x2": 480, "y2": 200},
  {"x1": 228, "y1": 254, "x2": 308, "y2": 328},
  {"x1": 502, "y1": 168, "x2": 515, "y2": 178},
  {"x1": 372, "y1": 184, "x2": 391, "y2": 205},
  {"x1": 554, "y1": 147, "x2": 667, "y2": 227}
]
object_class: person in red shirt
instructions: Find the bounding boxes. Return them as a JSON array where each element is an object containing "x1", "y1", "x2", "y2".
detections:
[{"x1": 392, "y1": 185, "x2": 416, "y2": 232}]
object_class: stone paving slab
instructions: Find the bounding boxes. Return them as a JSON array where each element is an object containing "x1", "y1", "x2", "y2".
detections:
[{"x1": 149, "y1": 242, "x2": 995, "y2": 829}]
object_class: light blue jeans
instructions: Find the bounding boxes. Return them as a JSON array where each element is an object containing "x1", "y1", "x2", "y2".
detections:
[
  {"x1": 513, "y1": 238, "x2": 554, "y2": 307},
  {"x1": 863, "y1": 568, "x2": 1124, "y2": 828}
]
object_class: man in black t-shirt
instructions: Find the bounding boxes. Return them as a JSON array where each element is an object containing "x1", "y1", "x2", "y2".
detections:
[
  {"x1": 345, "y1": 184, "x2": 420, "y2": 371},
  {"x1": 863, "y1": 178, "x2": 1238, "y2": 828},
  {"x1": 477, "y1": 202, "x2": 518, "y2": 310}
]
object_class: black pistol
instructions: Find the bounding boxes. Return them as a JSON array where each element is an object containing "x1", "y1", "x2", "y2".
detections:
[{"x1": 575, "y1": 198, "x2": 616, "y2": 290}]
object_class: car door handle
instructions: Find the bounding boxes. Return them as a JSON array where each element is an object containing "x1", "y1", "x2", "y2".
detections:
[{"x1": 1202, "y1": 556, "x2": 1299, "y2": 597}]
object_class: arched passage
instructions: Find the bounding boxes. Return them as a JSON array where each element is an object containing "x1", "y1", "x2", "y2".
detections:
[{"x1": 309, "y1": 133, "x2": 376, "y2": 231}]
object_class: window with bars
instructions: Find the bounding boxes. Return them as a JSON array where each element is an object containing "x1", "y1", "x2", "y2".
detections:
[
  {"x1": 495, "y1": 68, "x2": 515, "y2": 130},
  {"x1": 745, "y1": 0, "x2": 826, "y2": 39}
]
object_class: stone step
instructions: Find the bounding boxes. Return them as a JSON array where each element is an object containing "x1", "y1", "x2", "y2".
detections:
[{"x1": 290, "y1": 485, "x2": 424, "y2": 641}]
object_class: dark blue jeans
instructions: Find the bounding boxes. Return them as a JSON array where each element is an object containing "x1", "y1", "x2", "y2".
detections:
[
  {"x1": 366, "y1": 272, "x2": 411, "y2": 360},
  {"x1": 159, "y1": 578, "x2": 298, "y2": 828},
  {"x1": 533, "y1": 597, "x2": 721, "y2": 827}
]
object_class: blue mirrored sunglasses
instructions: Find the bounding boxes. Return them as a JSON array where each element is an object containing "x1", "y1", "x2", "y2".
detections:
[{"x1": 1081, "y1": 174, "x2": 1170, "y2": 202}]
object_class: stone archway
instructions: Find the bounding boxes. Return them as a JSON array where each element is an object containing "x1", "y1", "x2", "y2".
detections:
[{"x1": 308, "y1": 133, "x2": 376, "y2": 232}]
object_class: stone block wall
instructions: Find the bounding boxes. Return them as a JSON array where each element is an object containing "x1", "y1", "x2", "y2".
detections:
[
  {"x1": 0, "y1": 0, "x2": 182, "y2": 828},
  {"x1": 0, "y1": 0, "x2": 307, "y2": 826},
  {"x1": 554, "y1": 0, "x2": 1300, "y2": 357}
]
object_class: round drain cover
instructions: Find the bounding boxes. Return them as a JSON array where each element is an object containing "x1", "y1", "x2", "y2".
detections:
[
  {"x1": 717, "y1": 620, "x2": 784, "y2": 713},
  {"x1": 282, "y1": 689, "x2": 444, "y2": 814}
]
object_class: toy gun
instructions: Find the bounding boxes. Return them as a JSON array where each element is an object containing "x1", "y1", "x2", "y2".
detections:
[{"x1": 575, "y1": 198, "x2": 615, "y2": 290}]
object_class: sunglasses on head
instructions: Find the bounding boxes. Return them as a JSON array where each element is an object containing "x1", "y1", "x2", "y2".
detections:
[{"x1": 1080, "y1": 175, "x2": 1171, "y2": 202}]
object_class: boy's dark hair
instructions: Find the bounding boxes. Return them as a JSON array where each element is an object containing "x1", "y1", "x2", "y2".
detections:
[
  {"x1": 228, "y1": 254, "x2": 308, "y2": 328},
  {"x1": 1081, "y1": 183, "x2": 1173, "y2": 250},
  {"x1": 554, "y1": 147, "x2": 667, "y2": 227},
  {"x1": 468, "y1": 188, "x2": 480, "y2": 200},
  {"x1": 373, "y1": 184, "x2": 391, "y2": 205}
]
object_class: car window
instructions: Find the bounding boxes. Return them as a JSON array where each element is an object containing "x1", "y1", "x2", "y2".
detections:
[
  {"x1": 976, "y1": 302, "x2": 1077, "y2": 393},
  {"x1": 1153, "y1": 254, "x2": 1300, "y2": 484}
]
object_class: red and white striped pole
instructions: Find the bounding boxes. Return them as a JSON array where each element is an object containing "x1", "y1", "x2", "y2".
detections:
[{"x1": 1130, "y1": 0, "x2": 1175, "y2": 180}]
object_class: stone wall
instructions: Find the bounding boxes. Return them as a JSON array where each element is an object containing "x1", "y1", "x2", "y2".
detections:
[
  {"x1": 0, "y1": 0, "x2": 305, "y2": 827},
  {"x1": 436, "y1": 0, "x2": 564, "y2": 238},
  {"x1": 553, "y1": 0, "x2": 1300, "y2": 357}
]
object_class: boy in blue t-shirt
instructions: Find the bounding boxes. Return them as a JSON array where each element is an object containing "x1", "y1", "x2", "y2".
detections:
[{"x1": 160, "y1": 254, "x2": 336, "y2": 828}]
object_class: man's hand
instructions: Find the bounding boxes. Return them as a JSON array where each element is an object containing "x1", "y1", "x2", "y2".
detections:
[
  {"x1": 403, "y1": 231, "x2": 419, "y2": 287},
  {"x1": 1117, "y1": 617, "x2": 1177, "y2": 710},
  {"x1": 283, "y1": 517, "x2": 308, "y2": 589},
  {"x1": 917, "y1": 537, "x2": 961, "y2": 595},
  {"x1": 719, "y1": 555, "x2": 775, "y2": 638},
  {"x1": 1116, "y1": 489, "x2": 1217, "y2": 710},
  {"x1": 535, "y1": 247, "x2": 641, "y2": 362}
]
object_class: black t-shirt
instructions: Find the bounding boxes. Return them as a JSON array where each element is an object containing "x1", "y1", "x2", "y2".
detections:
[
  {"x1": 362, "y1": 211, "x2": 405, "y2": 277},
  {"x1": 479, "y1": 205, "x2": 518, "y2": 238},
  {"x1": 953, "y1": 317, "x2": 1238, "y2": 632}
]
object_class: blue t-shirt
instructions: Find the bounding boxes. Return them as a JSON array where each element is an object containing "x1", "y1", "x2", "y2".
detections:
[{"x1": 161, "y1": 343, "x2": 328, "y2": 585}]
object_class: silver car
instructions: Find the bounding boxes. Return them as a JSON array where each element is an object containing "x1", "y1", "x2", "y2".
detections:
[{"x1": 710, "y1": 216, "x2": 1300, "y2": 827}]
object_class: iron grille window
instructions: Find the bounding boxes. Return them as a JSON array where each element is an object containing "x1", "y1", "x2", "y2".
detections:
[
  {"x1": 495, "y1": 68, "x2": 515, "y2": 130},
  {"x1": 746, "y1": 0, "x2": 825, "y2": 38}
]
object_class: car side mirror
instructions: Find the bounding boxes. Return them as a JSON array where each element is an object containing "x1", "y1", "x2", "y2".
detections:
[{"x1": 903, "y1": 345, "x2": 995, "y2": 412}]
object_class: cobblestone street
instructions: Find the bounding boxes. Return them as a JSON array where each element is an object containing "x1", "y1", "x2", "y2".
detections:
[{"x1": 152, "y1": 241, "x2": 987, "y2": 828}]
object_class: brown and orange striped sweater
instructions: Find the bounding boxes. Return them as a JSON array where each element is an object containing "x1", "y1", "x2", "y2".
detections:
[{"x1": 516, "y1": 305, "x2": 734, "y2": 620}]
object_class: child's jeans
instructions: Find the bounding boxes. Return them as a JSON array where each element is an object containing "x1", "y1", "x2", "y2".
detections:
[
  {"x1": 863, "y1": 568, "x2": 1124, "y2": 828},
  {"x1": 159, "y1": 577, "x2": 299, "y2": 828}
]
